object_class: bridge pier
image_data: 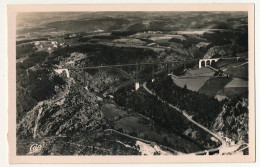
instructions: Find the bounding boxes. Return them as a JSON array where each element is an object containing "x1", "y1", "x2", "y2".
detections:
[
  {"x1": 151, "y1": 64, "x2": 155, "y2": 82},
  {"x1": 83, "y1": 69, "x2": 85, "y2": 85},
  {"x1": 135, "y1": 82, "x2": 140, "y2": 90},
  {"x1": 167, "y1": 63, "x2": 169, "y2": 74},
  {"x1": 135, "y1": 63, "x2": 140, "y2": 90}
]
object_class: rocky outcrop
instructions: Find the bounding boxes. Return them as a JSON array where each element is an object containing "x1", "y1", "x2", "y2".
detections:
[
  {"x1": 17, "y1": 63, "x2": 136, "y2": 155},
  {"x1": 17, "y1": 80, "x2": 105, "y2": 140},
  {"x1": 213, "y1": 97, "x2": 248, "y2": 144}
]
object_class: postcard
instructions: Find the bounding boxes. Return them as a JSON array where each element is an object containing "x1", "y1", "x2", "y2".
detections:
[{"x1": 8, "y1": 4, "x2": 255, "y2": 163}]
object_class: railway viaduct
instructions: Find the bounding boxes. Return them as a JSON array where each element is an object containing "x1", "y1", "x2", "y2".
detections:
[
  {"x1": 199, "y1": 56, "x2": 243, "y2": 68},
  {"x1": 55, "y1": 60, "x2": 192, "y2": 90},
  {"x1": 199, "y1": 58, "x2": 220, "y2": 68}
]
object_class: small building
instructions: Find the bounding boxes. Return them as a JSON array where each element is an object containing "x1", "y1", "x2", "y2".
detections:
[{"x1": 34, "y1": 41, "x2": 40, "y2": 45}]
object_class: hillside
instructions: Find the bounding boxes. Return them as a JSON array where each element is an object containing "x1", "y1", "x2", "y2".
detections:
[
  {"x1": 147, "y1": 76, "x2": 224, "y2": 128},
  {"x1": 213, "y1": 97, "x2": 248, "y2": 154}
]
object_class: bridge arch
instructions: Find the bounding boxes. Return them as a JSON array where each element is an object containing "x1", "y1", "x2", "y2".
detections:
[
  {"x1": 103, "y1": 67, "x2": 141, "y2": 90},
  {"x1": 105, "y1": 67, "x2": 134, "y2": 81},
  {"x1": 200, "y1": 60, "x2": 205, "y2": 68},
  {"x1": 84, "y1": 67, "x2": 135, "y2": 90},
  {"x1": 206, "y1": 60, "x2": 211, "y2": 66}
]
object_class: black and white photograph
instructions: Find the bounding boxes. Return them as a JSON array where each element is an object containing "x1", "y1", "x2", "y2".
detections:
[{"x1": 7, "y1": 3, "x2": 255, "y2": 163}]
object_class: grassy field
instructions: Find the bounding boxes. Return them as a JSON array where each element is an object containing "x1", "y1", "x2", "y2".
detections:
[
  {"x1": 221, "y1": 62, "x2": 248, "y2": 79},
  {"x1": 171, "y1": 76, "x2": 211, "y2": 91},
  {"x1": 185, "y1": 67, "x2": 215, "y2": 77},
  {"x1": 198, "y1": 77, "x2": 232, "y2": 97},
  {"x1": 216, "y1": 87, "x2": 248, "y2": 99},
  {"x1": 214, "y1": 59, "x2": 248, "y2": 79},
  {"x1": 171, "y1": 67, "x2": 215, "y2": 91},
  {"x1": 215, "y1": 77, "x2": 248, "y2": 99},
  {"x1": 224, "y1": 78, "x2": 248, "y2": 88}
]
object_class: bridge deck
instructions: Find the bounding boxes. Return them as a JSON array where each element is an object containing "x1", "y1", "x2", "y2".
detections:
[{"x1": 65, "y1": 60, "x2": 196, "y2": 70}]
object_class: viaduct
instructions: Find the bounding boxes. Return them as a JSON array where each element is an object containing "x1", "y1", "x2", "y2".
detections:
[
  {"x1": 54, "y1": 57, "x2": 242, "y2": 90},
  {"x1": 199, "y1": 56, "x2": 243, "y2": 68},
  {"x1": 199, "y1": 58, "x2": 220, "y2": 68},
  {"x1": 55, "y1": 60, "x2": 192, "y2": 91}
]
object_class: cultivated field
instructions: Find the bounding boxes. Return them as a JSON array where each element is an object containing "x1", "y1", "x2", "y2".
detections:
[
  {"x1": 171, "y1": 67, "x2": 215, "y2": 91},
  {"x1": 224, "y1": 78, "x2": 248, "y2": 88},
  {"x1": 185, "y1": 67, "x2": 215, "y2": 77},
  {"x1": 171, "y1": 76, "x2": 211, "y2": 91},
  {"x1": 198, "y1": 77, "x2": 232, "y2": 97},
  {"x1": 215, "y1": 77, "x2": 248, "y2": 99},
  {"x1": 220, "y1": 62, "x2": 248, "y2": 79},
  {"x1": 216, "y1": 87, "x2": 248, "y2": 99}
]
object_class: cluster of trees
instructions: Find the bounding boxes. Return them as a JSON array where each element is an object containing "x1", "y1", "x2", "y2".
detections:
[
  {"x1": 50, "y1": 44, "x2": 157, "y2": 66},
  {"x1": 16, "y1": 64, "x2": 66, "y2": 122},
  {"x1": 147, "y1": 76, "x2": 225, "y2": 128},
  {"x1": 115, "y1": 87, "x2": 190, "y2": 133},
  {"x1": 111, "y1": 31, "x2": 137, "y2": 37},
  {"x1": 16, "y1": 49, "x2": 56, "y2": 122},
  {"x1": 16, "y1": 43, "x2": 37, "y2": 59},
  {"x1": 168, "y1": 36, "x2": 210, "y2": 60},
  {"x1": 202, "y1": 31, "x2": 248, "y2": 52},
  {"x1": 114, "y1": 86, "x2": 205, "y2": 150},
  {"x1": 168, "y1": 30, "x2": 248, "y2": 60},
  {"x1": 17, "y1": 51, "x2": 49, "y2": 69},
  {"x1": 16, "y1": 38, "x2": 48, "y2": 45},
  {"x1": 63, "y1": 32, "x2": 88, "y2": 39},
  {"x1": 114, "y1": 85, "x2": 224, "y2": 151},
  {"x1": 171, "y1": 61, "x2": 197, "y2": 76},
  {"x1": 89, "y1": 46, "x2": 156, "y2": 65},
  {"x1": 169, "y1": 35, "x2": 204, "y2": 49},
  {"x1": 77, "y1": 35, "x2": 118, "y2": 42}
]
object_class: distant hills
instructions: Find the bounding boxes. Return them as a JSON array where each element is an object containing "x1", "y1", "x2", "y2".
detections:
[{"x1": 17, "y1": 12, "x2": 248, "y2": 36}]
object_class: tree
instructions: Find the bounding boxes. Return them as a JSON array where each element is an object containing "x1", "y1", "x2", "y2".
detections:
[{"x1": 184, "y1": 84, "x2": 187, "y2": 89}]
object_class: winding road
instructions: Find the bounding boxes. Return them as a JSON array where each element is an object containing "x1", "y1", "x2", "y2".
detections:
[
  {"x1": 142, "y1": 82, "x2": 249, "y2": 155},
  {"x1": 104, "y1": 129, "x2": 181, "y2": 155},
  {"x1": 142, "y1": 82, "x2": 227, "y2": 150}
]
